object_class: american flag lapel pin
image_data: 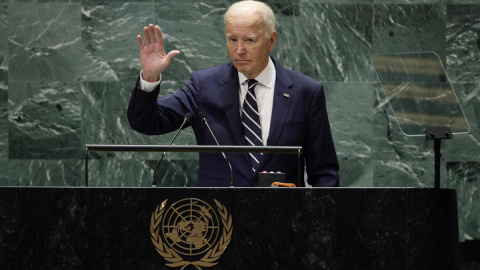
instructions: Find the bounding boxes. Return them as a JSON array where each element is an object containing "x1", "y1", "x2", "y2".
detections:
[{"x1": 283, "y1": 93, "x2": 290, "y2": 98}]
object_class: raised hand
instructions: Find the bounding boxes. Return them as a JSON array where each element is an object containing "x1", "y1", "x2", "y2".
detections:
[{"x1": 137, "y1": 24, "x2": 180, "y2": 82}]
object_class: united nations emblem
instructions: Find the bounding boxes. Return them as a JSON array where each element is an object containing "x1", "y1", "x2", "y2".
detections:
[{"x1": 150, "y1": 198, "x2": 233, "y2": 269}]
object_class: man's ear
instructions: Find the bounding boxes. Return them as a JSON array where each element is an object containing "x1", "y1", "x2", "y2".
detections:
[{"x1": 269, "y1": 30, "x2": 277, "y2": 52}]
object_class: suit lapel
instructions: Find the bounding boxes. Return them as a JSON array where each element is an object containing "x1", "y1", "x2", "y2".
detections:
[
  {"x1": 219, "y1": 63, "x2": 247, "y2": 146},
  {"x1": 267, "y1": 59, "x2": 294, "y2": 146},
  {"x1": 267, "y1": 76, "x2": 294, "y2": 145},
  {"x1": 219, "y1": 64, "x2": 253, "y2": 168},
  {"x1": 257, "y1": 60, "x2": 294, "y2": 170}
]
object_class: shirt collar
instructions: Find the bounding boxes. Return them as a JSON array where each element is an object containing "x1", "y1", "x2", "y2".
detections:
[{"x1": 238, "y1": 57, "x2": 275, "y2": 89}]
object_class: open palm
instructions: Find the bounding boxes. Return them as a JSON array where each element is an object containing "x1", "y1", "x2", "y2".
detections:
[{"x1": 137, "y1": 24, "x2": 180, "y2": 82}]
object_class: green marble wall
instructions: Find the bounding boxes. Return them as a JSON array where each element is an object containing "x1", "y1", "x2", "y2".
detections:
[{"x1": 0, "y1": 0, "x2": 479, "y2": 240}]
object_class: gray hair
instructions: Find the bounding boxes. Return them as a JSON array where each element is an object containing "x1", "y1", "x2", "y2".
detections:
[{"x1": 224, "y1": 1, "x2": 276, "y2": 37}]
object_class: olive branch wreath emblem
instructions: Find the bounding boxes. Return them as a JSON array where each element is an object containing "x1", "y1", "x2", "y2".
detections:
[{"x1": 150, "y1": 199, "x2": 233, "y2": 270}]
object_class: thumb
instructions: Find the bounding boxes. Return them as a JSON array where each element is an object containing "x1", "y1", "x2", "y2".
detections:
[{"x1": 165, "y1": 50, "x2": 181, "y2": 64}]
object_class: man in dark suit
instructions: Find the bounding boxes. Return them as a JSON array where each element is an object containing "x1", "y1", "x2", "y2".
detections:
[{"x1": 128, "y1": 0, "x2": 339, "y2": 187}]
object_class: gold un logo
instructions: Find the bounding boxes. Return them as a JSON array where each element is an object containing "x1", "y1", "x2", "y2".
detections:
[{"x1": 150, "y1": 198, "x2": 233, "y2": 269}]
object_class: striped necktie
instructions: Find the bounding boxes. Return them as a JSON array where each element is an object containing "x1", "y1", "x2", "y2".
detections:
[{"x1": 242, "y1": 79, "x2": 263, "y2": 171}]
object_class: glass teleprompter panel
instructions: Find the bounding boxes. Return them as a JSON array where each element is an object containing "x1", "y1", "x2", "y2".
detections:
[{"x1": 371, "y1": 52, "x2": 470, "y2": 136}]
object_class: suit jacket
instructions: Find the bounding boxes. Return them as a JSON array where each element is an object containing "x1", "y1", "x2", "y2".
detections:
[{"x1": 127, "y1": 57, "x2": 339, "y2": 187}]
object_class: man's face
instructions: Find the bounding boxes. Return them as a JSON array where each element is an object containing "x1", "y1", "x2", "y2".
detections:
[{"x1": 225, "y1": 13, "x2": 276, "y2": 79}]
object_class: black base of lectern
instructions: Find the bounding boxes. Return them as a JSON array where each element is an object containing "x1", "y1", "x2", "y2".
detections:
[{"x1": 0, "y1": 187, "x2": 458, "y2": 270}]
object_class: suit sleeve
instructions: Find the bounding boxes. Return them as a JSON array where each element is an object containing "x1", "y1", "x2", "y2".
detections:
[
  {"x1": 127, "y1": 75, "x2": 200, "y2": 136},
  {"x1": 305, "y1": 84, "x2": 339, "y2": 187}
]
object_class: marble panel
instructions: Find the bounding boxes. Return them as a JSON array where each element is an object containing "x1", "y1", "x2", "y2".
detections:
[
  {"x1": 290, "y1": 4, "x2": 375, "y2": 82},
  {"x1": 7, "y1": 3, "x2": 82, "y2": 82},
  {"x1": 373, "y1": 0, "x2": 445, "y2": 3},
  {"x1": 80, "y1": 2, "x2": 156, "y2": 82},
  {"x1": 81, "y1": 81, "x2": 197, "y2": 160},
  {"x1": 324, "y1": 82, "x2": 375, "y2": 187},
  {"x1": 5, "y1": 159, "x2": 83, "y2": 186},
  {"x1": 373, "y1": 157, "x2": 441, "y2": 187},
  {"x1": 7, "y1": 0, "x2": 154, "y2": 2},
  {"x1": 447, "y1": 0, "x2": 480, "y2": 4},
  {"x1": 300, "y1": 0, "x2": 373, "y2": 3},
  {"x1": 151, "y1": 1, "x2": 229, "y2": 82},
  {"x1": 8, "y1": 0, "x2": 81, "y2": 3},
  {"x1": 0, "y1": 82, "x2": 6, "y2": 161},
  {"x1": 0, "y1": 3, "x2": 7, "y2": 81},
  {"x1": 0, "y1": 161, "x2": 6, "y2": 185},
  {"x1": 86, "y1": 158, "x2": 197, "y2": 187},
  {"x1": 445, "y1": 83, "x2": 480, "y2": 161},
  {"x1": 372, "y1": 81, "x2": 441, "y2": 187},
  {"x1": 446, "y1": 162, "x2": 480, "y2": 241},
  {"x1": 446, "y1": 5, "x2": 480, "y2": 83},
  {"x1": 8, "y1": 81, "x2": 82, "y2": 159},
  {"x1": 373, "y1": 4, "x2": 447, "y2": 63}
]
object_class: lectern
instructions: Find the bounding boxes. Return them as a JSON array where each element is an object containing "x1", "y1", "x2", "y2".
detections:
[{"x1": 0, "y1": 187, "x2": 458, "y2": 269}]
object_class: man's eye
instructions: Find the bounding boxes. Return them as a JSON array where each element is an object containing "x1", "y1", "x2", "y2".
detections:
[
  {"x1": 246, "y1": 39, "x2": 254, "y2": 43},
  {"x1": 229, "y1": 38, "x2": 237, "y2": 42}
]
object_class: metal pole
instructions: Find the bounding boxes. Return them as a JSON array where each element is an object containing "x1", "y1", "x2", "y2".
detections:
[
  {"x1": 298, "y1": 149, "x2": 302, "y2": 186},
  {"x1": 85, "y1": 146, "x2": 89, "y2": 187},
  {"x1": 84, "y1": 144, "x2": 302, "y2": 187},
  {"x1": 434, "y1": 140, "x2": 441, "y2": 189}
]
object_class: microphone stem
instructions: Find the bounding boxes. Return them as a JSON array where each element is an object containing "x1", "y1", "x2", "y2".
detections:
[
  {"x1": 152, "y1": 152, "x2": 166, "y2": 187},
  {"x1": 203, "y1": 118, "x2": 234, "y2": 187},
  {"x1": 152, "y1": 117, "x2": 189, "y2": 187},
  {"x1": 224, "y1": 155, "x2": 234, "y2": 187},
  {"x1": 203, "y1": 119, "x2": 220, "y2": 146}
]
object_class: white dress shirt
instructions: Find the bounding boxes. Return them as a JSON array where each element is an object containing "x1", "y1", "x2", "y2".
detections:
[
  {"x1": 238, "y1": 57, "x2": 276, "y2": 146},
  {"x1": 139, "y1": 57, "x2": 277, "y2": 146}
]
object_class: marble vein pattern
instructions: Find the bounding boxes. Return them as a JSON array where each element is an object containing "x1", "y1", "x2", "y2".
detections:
[
  {"x1": 8, "y1": 81, "x2": 82, "y2": 159},
  {"x1": 446, "y1": 4, "x2": 480, "y2": 83},
  {"x1": 8, "y1": 3, "x2": 82, "y2": 82}
]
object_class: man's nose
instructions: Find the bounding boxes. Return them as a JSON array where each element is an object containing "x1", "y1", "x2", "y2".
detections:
[{"x1": 236, "y1": 41, "x2": 246, "y2": 54}]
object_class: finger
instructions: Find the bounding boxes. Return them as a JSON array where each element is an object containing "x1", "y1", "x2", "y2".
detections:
[
  {"x1": 165, "y1": 50, "x2": 181, "y2": 64},
  {"x1": 143, "y1": 26, "x2": 150, "y2": 45},
  {"x1": 136, "y1": 35, "x2": 144, "y2": 50},
  {"x1": 154, "y1": 25, "x2": 164, "y2": 49},
  {"x1": 148, "y1": 24, "x2": 156, "y2": 44}
]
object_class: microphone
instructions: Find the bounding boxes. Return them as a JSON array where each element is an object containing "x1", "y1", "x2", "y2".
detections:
[
  {"x1": 199, "y1": 112, "x2": 234, "y2": 187},
  {"x1": 152, "y1": 112, "x2": 192, "y2": 187}
]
